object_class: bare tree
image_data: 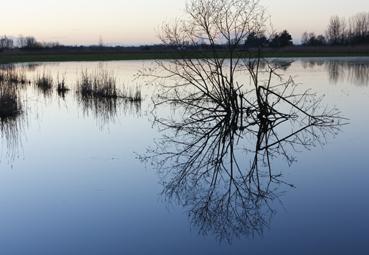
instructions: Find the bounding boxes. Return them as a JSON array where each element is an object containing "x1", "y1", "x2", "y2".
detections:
[
  {"x1": 17, "y1": 36, "x2": 41, "y2": 49},
  {"x1": 301, "y1": 32, "x2": 326, "y2": 46},
  {"x1": 98, "y1": 36, "x2": 104, "y2": 48},
  {"x1": 0, "y1": 36, "x2": 14, "y2": 50},
  {"x1": 140, "y1": 0, "x2": 345, "y2": 242},
  {"x1": 324, "y1": 12, "x2": 369, "y2": 45},
  {"x1": 142, "y1": 0, "x2": 340, "y2": 128},
  {"x1": 142, "y1": 0, "x2": 268, "y2": 115},
  {"x1": 351, "y1": 13, "x2": 369, "y2": 37},
  {"x1": 326, "y1": 16, "x2": 346, "y2": 45},
  {"x1": 301, "y1": 32, "x2": 309, "y2": 45},
  {"x1": 348, "y1": 12, "x2": 369, "y2": 44}
]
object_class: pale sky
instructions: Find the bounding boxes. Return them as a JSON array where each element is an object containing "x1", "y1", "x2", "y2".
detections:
[{"x1": 1, "y1": 0, "x2": 368, "y2": 45}]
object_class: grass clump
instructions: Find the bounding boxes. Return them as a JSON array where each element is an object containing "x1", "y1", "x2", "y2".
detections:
[
  {"x1": 34, "y1": 72, "x2": 53, "y2": 95},
  {"x1": 77, "y1": 70, "x2": 118, "y2": 99},
  {"x1": 76, "y1": 70, "x2": 143, "y2": 122},
  {"x1": 76, "y1": 70, "x2": 119, "y2": 123},
  {"x1": 77, "y1": 70, "x2": 143, "y2": 101}
]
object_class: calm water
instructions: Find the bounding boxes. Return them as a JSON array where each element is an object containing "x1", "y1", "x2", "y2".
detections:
[{"x1": 0, "y1": 58, "x2": 368, "y2": 254}]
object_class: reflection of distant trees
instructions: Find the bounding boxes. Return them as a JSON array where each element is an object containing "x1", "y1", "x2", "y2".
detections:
[
  {"x1": 270, "y1": 59, "x2": 293, "y2": 71},
  {"x1": 345, "y1": 62, "x2": 369, "y2": 85},
  {"x1": 0, "y1": 64, "x2": 15, "y2": 71},
  {"x1": 20, "y1": 63, "x2": 41, "y2": 72},
  {"x1": 302, "y1": 59, "x2": 369, "y2": 86},
  {"x1": 327, "y1": 61, "x2": 341, "y2": 84}
]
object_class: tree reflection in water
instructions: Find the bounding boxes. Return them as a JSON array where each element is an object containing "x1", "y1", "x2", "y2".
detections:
[
  {"x1": 142, "y1": 59, "x2": 345, "y2": 242},
  {"x1": 302, "y1": 59, "x2": 369, "y2": 86}
]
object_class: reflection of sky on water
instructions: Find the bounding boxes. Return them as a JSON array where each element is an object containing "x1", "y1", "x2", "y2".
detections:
[{"x1": 0, "y1": 58, "x2": 368, "y2": 254}]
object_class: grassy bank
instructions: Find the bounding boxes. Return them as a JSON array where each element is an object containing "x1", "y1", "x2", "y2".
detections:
[{"x1": 1, "y1": 46, "x2": 369, "y2": 64}]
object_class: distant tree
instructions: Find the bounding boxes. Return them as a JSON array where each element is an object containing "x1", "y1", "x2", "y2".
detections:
[
  {"x1": 348, "y1": 12, "x2": 369, "y2": 44},
  {"x1": 301, "y1": 32, "x2": 326, "y2": 46},
  {"x1": 270, "y1": 30, "x2": 293, "y2": 48},
  {"x1": 0, "y1": 36, "x2": 14, "y2": 49},
  {"x1": 25, "y1": 36, "x2": 41, "y2": 48},
  {"x1": 244, "y1": 32, "x2": 268, "y2": 48},
  {"x1": 43, "y1": 42, "x2": 61, "y2": 48},
  {"x1": 98, "y1": 36, "x2": 104, "y2": 48},
  {"x1": 301, "y1": 32, "x2": 309, "y2": 45},
  {"x1": 17, "y1": 36, "x2": 42, "y2": 49},
  {"x1": 17, "y1": 36, "x2": 27, "y2": 48},
  {"x1": 315, "y1": 35, "x2": 327, "y2": 45},
  {"x1": 326, "y1": 16, "x2": 347, "y2": 45}
]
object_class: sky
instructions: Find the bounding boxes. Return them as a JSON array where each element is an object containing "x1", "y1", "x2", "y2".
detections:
[{"x1": 1, "y1": 0, "x2": 369, "y2": 45}]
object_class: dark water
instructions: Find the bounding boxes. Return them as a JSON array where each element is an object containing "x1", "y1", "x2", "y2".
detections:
[{"x1": 0, "y1": 58, "x2": 368, "y2": 255}]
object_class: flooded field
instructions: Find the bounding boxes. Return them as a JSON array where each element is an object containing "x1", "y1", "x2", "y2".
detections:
[{"x1": 0, "y1": 58, "x2": 368, "y2": 255}]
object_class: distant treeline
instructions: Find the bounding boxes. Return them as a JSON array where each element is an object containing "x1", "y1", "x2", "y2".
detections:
[
  {"x1": 1, "y1": 12, "x2": 369, "y2": 51},
  {"x1": 0, "y1": 36, "x2": 60, "y2": 50},
  {"x1": 0, "y1": 31, "x2": 294, "y2": 51},
  {"x1": 302, "y1": 12, "x2": 369, "y2": 46}
]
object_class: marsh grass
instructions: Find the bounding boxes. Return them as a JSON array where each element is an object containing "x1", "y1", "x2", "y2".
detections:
[
  {"x1": 76, "y1": 70, "x2": 119, "y2": 123},
  {"x1": 77, "y1": 70, "x2": 118, "y2": 98},
  {"x1": 34, "y1": 71, "x2": 53, "y2": 95},
  {"x1": 76, "y1": 70, "x2": 143, "y2": 122},
  {"x1": 77, "y1": 70, "x2": 143, "y2": 101},
  {"x1": 0, "y1": 69, "x2": 29, "y2": 85}
]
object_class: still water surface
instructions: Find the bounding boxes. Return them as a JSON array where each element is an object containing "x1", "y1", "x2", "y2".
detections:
[{"x1": 0, "y1": 58, "x2": 368, "y2": 254}]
